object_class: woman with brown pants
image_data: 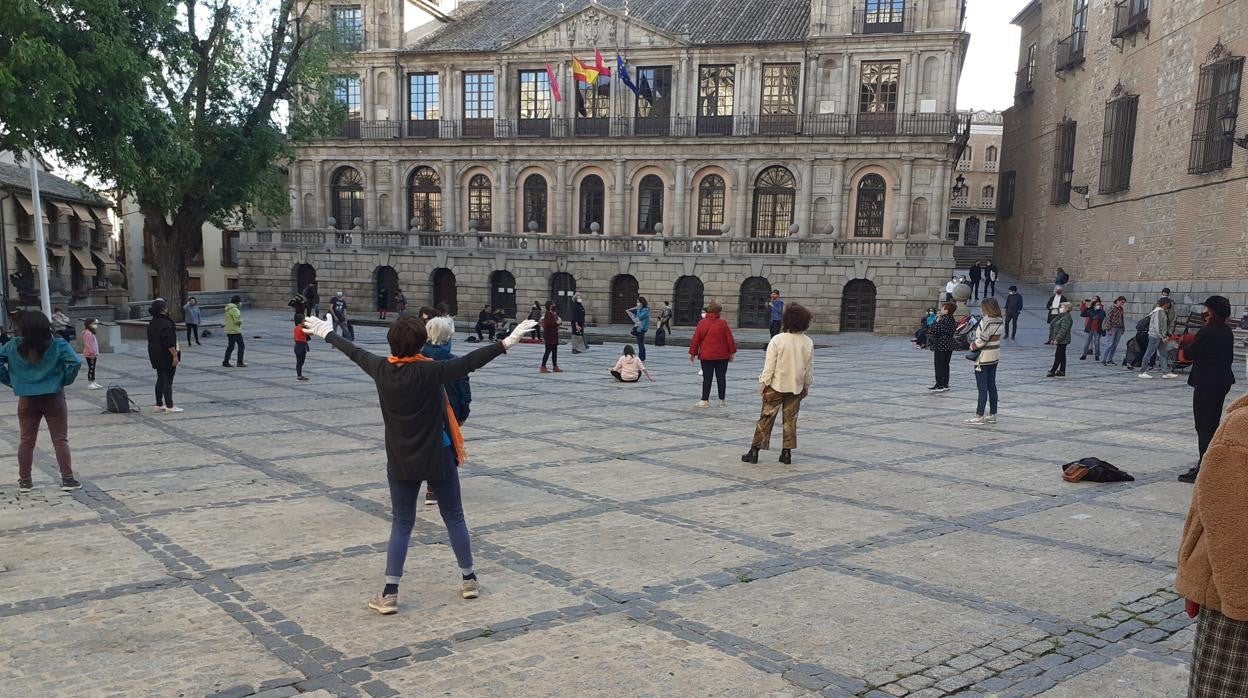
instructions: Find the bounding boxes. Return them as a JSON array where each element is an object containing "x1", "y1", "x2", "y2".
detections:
[{"x1": 742, "y1": 304, "x2": 814, "y2": 465}]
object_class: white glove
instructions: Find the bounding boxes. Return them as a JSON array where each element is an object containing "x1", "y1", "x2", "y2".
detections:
[
  {"x1": 303, "y1": 313, "x2": 334, "y2": 339},
  {"x1": 503, "y1": 319, "x2": 539, "y2": 349}
]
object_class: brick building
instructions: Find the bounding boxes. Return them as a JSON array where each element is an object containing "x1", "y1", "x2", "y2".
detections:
[
  {"x1": 239, "y1": 0, "x2": 973, "y2": 333},
  {"x1": 998, "y1": 0, "x2": 1248, "y2": 316}
]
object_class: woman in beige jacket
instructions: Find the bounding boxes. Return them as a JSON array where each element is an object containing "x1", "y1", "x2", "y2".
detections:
[
  {"x1": 1177, "y1": 393, "x2": 1248, "y2": 696},
  {"x1": 742, "y1": 303, "x2": 814, "y2": 465}
]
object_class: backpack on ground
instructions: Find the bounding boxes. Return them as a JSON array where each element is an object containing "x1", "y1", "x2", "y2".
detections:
[
  {"x1": 655, "y1": 328, "x2": 666, "y2": 346},
  {"x1": 106, "y1": 386, "x2": 138, "y2": 414},
  {"x1": 1061, "y1": 458, "x2": 1134, "y2": 483}
]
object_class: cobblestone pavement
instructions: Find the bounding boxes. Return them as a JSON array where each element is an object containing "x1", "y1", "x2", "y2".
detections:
[{"x1": 0, "y1": 311, "x2": 1209, "y2": 697}]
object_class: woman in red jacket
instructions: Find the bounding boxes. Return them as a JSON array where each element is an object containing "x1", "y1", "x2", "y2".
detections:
[{"x1": 689, "y1": 301, "x2": 737, "y2": 407}]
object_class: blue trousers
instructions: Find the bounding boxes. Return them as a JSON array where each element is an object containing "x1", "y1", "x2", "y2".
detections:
[
  {"x1": 385, "y1": 449, "x2": 472, "y2": 582},
  {"x1": 975, "y1": 363, "x2": 999, "y2": 416}
]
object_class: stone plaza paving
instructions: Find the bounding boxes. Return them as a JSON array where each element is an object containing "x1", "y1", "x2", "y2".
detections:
[{"x1": 0, "y1": 310, "x2": 1210, "y2": 697}]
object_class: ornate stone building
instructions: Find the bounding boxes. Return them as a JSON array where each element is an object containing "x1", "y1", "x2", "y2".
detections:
[
  {"x1": 998, "y1": 0, "x2": 1248, "y2": 314},
  {"x1": 949, "y1": 110, "x2": 1001, "y2": 266},
  {"x1": 239, "y1": 0, "x2": 971, "y2": 333}
]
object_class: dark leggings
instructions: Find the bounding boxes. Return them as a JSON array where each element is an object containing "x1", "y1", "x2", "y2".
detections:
[
  {"x1": 542, "y1": 346, "x2": 558, "y2": 367},
  {"x1": 700, "y1": 359, "x2": 729, "y2": 400},
  {"x1": 1050, "y1": 343, "x2": 1068, "y2": 373},
  {"x1": 155, "y1": 365, "x2": 176, "y2": 407},
  {"x1": 225, "y1": 333, "x2": 245, "y2": 364},
  {"x1": 1193, "y1": 384, "x2": 1232, "y2": 465},
  {"x1": 186, "y1": 323, "x2": 199, "y2": 344},
  {"x1": 933, "y1": 350, "x2": 952, "y2": 388},
  {"x1": 295, "y1": 342, "x2": 308, "y2": 376},
  {"x1": 610, "y1": 370, "x2": 639, "y2": 382},
  {"x1": 86, "y1": 357, "x2": 97, "y2": 382}
]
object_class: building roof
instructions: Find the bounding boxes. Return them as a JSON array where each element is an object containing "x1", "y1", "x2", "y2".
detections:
[
  {"x1": 407, "y1": 0, "x2": 811, "y2": 53},
  {"x1": 1011, "y1": 1, "x2": 1041, "y2": 26},
  {"x1": 0, "y1": 161, "x2": 111, "y2": 208}
]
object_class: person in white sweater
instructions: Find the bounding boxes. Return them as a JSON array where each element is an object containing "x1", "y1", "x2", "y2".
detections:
[
  {"x1": 609, "y1": 345, "x2": 653, "y2": 383},
  {"x1": 742, "y1": 303, "x2": 814, "y2": 465}
]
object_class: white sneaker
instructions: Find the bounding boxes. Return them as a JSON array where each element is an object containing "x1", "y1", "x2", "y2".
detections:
[
  {"x1": 152, "y1": 406, "x2": 167, "y2": 413},
  {"x1": 88, "y1": 382, "x2": 103, "y2": 390},
  {"x1": 695, "y1": 400, "x2": 710, "y2": 408},
  {"x1": 1138, "y1": 372, "x2": 1153, "y2": 379},
  {"x1": 718, "y1": 400, "x2": 726, "y2": 408},
  {"x1": 697, "y1": 370, "x2": 703, "y2": 376},
  {"x1": 1163, "y1": 373, "x2": 1179, "y2": 379},
  {"x1": 165, "y1": 406, "x2": 184, "y2": 413},
  {"x1": 964, "y1": 415, "x2": 988, "y2": 426},
  {"x1": 984, "y1": 414, "x2": 997, "y2": 424}
]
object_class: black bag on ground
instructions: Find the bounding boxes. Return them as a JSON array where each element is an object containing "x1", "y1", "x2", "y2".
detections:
[
  {"x1": 1061, "y1": 458, "x2": 1134, "y2": 483},
  {"x1": 106, "y1": 386, "x2": 137, "y2": 414},
  {"x1": 655, "y1": 328, "x2": 666, "y2": 346}
]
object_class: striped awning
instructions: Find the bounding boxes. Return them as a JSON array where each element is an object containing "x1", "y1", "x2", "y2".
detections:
[
  {"x1": 70, "y1": 247, "x2": 96, "y2": 270},
  {"x1": 14, "y1": 242, "x2": 41, "y2": 267}
]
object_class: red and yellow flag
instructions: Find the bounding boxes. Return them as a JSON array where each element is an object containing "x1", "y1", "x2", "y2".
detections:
[{"x1": 571, "y1": 57, "x2": 600, "y2": 84}]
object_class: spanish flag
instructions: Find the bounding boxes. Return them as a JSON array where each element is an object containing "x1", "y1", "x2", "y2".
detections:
[{"x1": 571, "y1": 57, "x2": 600, "y2": 84}]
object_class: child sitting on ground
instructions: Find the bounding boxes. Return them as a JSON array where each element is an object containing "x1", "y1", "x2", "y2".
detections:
[{"x1": 609, "y1": 345, "x2": 654, "y2": 383}]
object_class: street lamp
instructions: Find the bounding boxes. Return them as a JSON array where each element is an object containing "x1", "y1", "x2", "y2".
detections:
[
  {"x1": 1221, "y1": 110, "x2": 1248, "y2": 150},
  {"x1": 953, "y1": 174, "x2": 966, "y2": 194}
]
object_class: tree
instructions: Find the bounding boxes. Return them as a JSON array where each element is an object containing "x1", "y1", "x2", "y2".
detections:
[{"x1": 1, "y1": 0, "x2": 343, "y2": 318}]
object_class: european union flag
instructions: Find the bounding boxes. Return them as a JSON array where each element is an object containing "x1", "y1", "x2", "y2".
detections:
[
  {"x1": 638, "y1": 71, "x2": 654, "y2": 104},
  {"x1": 617, "y1": 54, "x2": 640, "y2": 97}
]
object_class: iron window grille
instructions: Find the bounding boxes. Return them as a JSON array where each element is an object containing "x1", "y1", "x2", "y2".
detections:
[
  {"x1": 1188, "y1": 55, "x2": 1244, "y2": 174},
  {"x1": 1099, "y1": 94, "x2": 1139, "y2": 193},
  {"x1": 1050, "y1": 120, "x2": 1077, "y2": 205}
]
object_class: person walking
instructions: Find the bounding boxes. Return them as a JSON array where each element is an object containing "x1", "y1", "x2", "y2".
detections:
[
  {"x1": 1102, "y1": 296, "x2": 1127, "y2": 365},
  {"x1": 146, "y1": 299, "x2": 182, "y2": 413},
  {"x1": 527, "y1": 301, "x2": 544, "y2": 341},
  {"x1": 1177, "y1": 296, "x2": 1236, "y2": 483},
  {"x1": 1078, "y1": 297, "x2": 1106, "y2": 361},
  {"x1": 1176, "y1": 392, "x2": 1248, "y2": 696},
  {"x1": 1004, "y1": 286, "x2": 1023, "y2": 339},
  {"x1": 928, "y1": 302, "x2": 957, "y2": 392},
  {"x1": 627, "y1": 297, "x2": 651, "y2": 361},
  {"x1": 222, "y1": 295, "x2": 246, "y2": 368},
  {"x1": 767, "y1": 290, "x2": 784, "y2": 337},
  {"x1": 1047, "y1": 302, "x2": 1073, "y2": 377},
  {"x1": 689, "y1": 301, "x2": 736, "y2": 407},
  {"x1": 968, "y1": 263, "x2": 982, "y2": 301},
  {"x1": 377, "y1": 286, "x2": 390, "y2": 320},
  {"x1": 610, "y1": 345, "x2": 653, "y2": 382},
  {"x1": 742, "y1": 303, "x2": 814, "y2": 465},
  {"x1": 82, "y1": 318, "x2": 102, "y2": 390},
  {"x1": 299, "y1": 312, "x2": 537, "y2": 613},
  {"x1": 293, "y1": 315, "x2": 311, "y2": 382},
  {"x1": 1139, "y1": 298, "x2": 1175, "y2": 379},
  {"x1": 421, "y1": 315, "x2": 473, "y2": 507},
  {"x1": 986, "y1": 261, "x2": 999, "y2": 297},
  {"x1": 331, "y1": 291, "x2": 348, "y2": 335},
  {"x1": 659, "y1": 301, "x2": 673, "y2": 335},
  {"x1": 303, "y1": 281, "x2": 320, "y2": 318},
  {"x1": 394, "y1": 289, "x2": 407, "y2": 316},
  {"x1": 183, "y1": 297, "x2": 203, "y2": 346},
  {"x1": 1, "y1": 311, "x2": 83, "y2": 492},
  {"x1": 540, "y1": 302, "x2": 562, "y2": 373},
  {"x1": 571, "y1": 294, "x2": 588, "y2": 354},
  {"x1": 966, "y1": 298, "x2": 1004, "y2": 425}
]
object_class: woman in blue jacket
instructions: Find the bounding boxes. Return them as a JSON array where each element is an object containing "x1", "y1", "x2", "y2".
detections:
[
  {"x1": 0, "y1": 311, "x2": 82, "y2": 492},
  {"x1": 627, "y1": 296, "x2": 652, "y2": 361}
]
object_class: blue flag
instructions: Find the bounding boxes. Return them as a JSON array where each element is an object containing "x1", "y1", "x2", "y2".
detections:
[
  {"x1": 617, "y1": 54, "x2": 640, "y2": 97},
  {"x1": 638, "y1": 71, "x2": 654, "y2": 104}
]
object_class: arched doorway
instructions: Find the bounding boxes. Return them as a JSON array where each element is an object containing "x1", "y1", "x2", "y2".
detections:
[
  {"x1": 840, "y1": 279, "x2": 877, "y2": 332},
  {"x1": 579, "y1": 175, "x2": 605, "y2": 233},
  {"x1": 408, "y1": 166, "x2": 442, "y2": 231},
  {"x1": 751, "y1": 166, "x2": 796, "y2": 238},
  {"x1": 673, "y1": 276, "x2": 704, "y2": 326},
  {"x1": 490, "y1": 270, "x2": 517, "y2": 318},
  {"x1": 550, "y1": 272, "x2": 576, "y2": 319},
  {"x1": 964, "y1": 216, "x2": 981, "y2": 246},
  {"x1": 294, "y1": 263, "x2": 317, "y2": 294},
  {"x1": 738, "y1": 277, "x2": 771, "y2": 328},
  {"x1": 432, "y1": 268, "x2": 457, "y2": 315},
  {"x1": 375, "y1": 266, "x2": 400, "y2": 312},
  {"x1": 610, "y1": 274, "x2": 639, "y2": 324}
]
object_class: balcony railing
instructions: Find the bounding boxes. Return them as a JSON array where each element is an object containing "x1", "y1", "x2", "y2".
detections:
[
  {"x1": 47, "y1": 222, "x2": 68, "y2": 244},
  {"x1": 984, "y1": 160, "x2": 999, "y2": 173},
  {"x1": 1056, "y1": 30, "x2": 1087, "y2": 72},
  {"x1": 956, "y1": 159, "x2": 972, "y2": 171},
  {"x1": 1015, "y1": 69, "x2": 1035, "y2": 98},
  {"x1": 852, "y1": 4, "x2": 915, "y2": 34},
  {"x1": 1112, "y1": 0, "x2": 1149, "y2": 39},
  {"x1": 951, "y1": 196, "x2": 969, "y2": 208}
]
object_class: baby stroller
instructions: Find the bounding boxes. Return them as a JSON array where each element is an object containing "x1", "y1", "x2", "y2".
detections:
[{"x1": 954, "y1": 315, "x2": 980, "y2": 351}]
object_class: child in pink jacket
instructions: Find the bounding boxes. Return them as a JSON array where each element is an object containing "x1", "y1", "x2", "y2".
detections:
[{"x1": 82, "y1": 319, "x2": 102, "y2": 390}]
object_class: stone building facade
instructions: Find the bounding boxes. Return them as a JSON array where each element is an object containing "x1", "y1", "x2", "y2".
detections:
[
  {"x1": 949, "y1": 110, "x2": 1001, "y2": 266},
  {"x1": 239, "y1": 0, "x2": 972, "y2": 333},
  {"x1": 998, "y1": 0, "x2": 1248, "y2": 318}
]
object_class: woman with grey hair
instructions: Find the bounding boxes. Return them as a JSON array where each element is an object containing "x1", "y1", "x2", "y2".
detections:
[{"x1": 420, "y1": 315, "x2": 471, "y2": 507}]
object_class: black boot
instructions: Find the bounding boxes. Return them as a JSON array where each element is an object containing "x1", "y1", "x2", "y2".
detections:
[
  {"x1": 779, "y1": 449, "x2": 792, "y2": 465},
  {"x1": 741, "y1": 447, "x2": 759, "y2": 464},
  {"x1": 1177, "y1": 467, "x2": 1200, "y2": 484}
]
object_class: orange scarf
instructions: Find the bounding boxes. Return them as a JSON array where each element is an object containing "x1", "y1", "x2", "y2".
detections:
[{"x1": 387, "y1": 354, "x2": 467, "y2": 465}]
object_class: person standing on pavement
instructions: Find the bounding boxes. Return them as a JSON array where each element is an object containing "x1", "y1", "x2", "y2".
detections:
[
  {"x1": 1045, "y1": 286, "x2": 1068, "y2": 341},
  {"x1": 1, "y1": 311, "x2": 83, "y2": 492},
  {"x1": 331, "y1": 292, "x2": 349, "y2": 337},
  {"x1": 626, "y1": 297, "x2": 651, "y2": 361},
  {"x1": 742, "y1": 303, "x2": 814, "y2": 465},
  {"x1": 540, "y1": 302, "x2": 562, "y2": 373},
  {"x1": 394, "y1": 289, "x2": 407, "y2": 317},
  {"x1": 986, "y1": 261, "x2": 999, "y2": 297},
  {"x1": 293, "y1": 315, "x2": 311, "y2": 382},
  {"x1": 304, "y1": 281, "x2": 320, "y2": 318},
  {"x1": 928, "y1": 302, "x2": 957, "y2": 393},
  {"x1": 968, "y1": 263, "x2": 982, "y2": 301},
  {"x1": 966, "y1": 298, "x2": 1004, "y2": 425},
  {"x1": 222, "y1": 295, "x2": 246, "y2": 368},
  {"x1": 1047, "y1": 303, "x2": 1073, "y2": 377},
  {"x1": 1102, "y1": 297, "x2": 1127, "y2": 365},
  {"x1": 1176, "y1": 392, "x2": 1248, "y2": 696},
  {"x1": 299, "y1": 312, "x2": 538, "y2": 613},
  {"x1": 421, "y1": 315, "x2": 473, "y2": 507},
  {"x1": 1177, "y1": 296, "x2": 1236, "y2": 483},
  {"x1": 183, "y1": 297, "x2": 203, "y2": 346},
  {"x1": 82, "y1": 318, "x2": 102, "y2": 390},
  {"x1": 377, "y1": 286, "x2": 390, "y2": 320},
  {"x1": 1078, "y1": 297, "x2": 1106, "y2": 361},
  {"x1": 689, "y1": 301, "x2": 737, "y2": 407},
  {"x1": 659, "y1": 301, "x2": 673, "y2": 335},
  {"x1": 1004, "y1": 286, "x2": 1023, "y2": 340},
  {"x1": 527, "y1": 301, "x2": 544, "y2": 341},
  {"x1": 1139, "y1": 298, "x2": 1176, "y2": 379},
  {"x1": 146, "y1": 299, "x2": 182, "y2": 413},
  {"x1": 571, "y1": 294, "x2": 588, "y2": 354},
  {"x1": 767, "y1": 290, "x2": 785, "y2": 337}
]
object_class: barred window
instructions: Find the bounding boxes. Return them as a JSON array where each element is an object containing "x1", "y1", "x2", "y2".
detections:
[
  {"x1": 1100, "y1": 94, "x2": 1139, "y2": 193},
  {"x1": 464, "y1": 72, "x2": 495, "y2": 119},
  {"x1": 698, "y1": 65, "x2": 735, "y2": 117},
  {"x1": 1050, "y1": 120, "x2": 1077, "y2": 205},
  {"x1": 697, "y1": 175, "x2": 726, "y2": 235},
  {"x1": 999, "y1": 170, "x2": 1017, "y2": 219},
  {"x1": 854, "y1": 174, "x2": 887, "y2": 238},
  {"x1": 468, "y1": 174, "x2": 492, "y2": 231},
  {"x1": 751, "y1": 167, "x2": 796, "y2": 238},
  {"x1": 1189, "y1": 56, "x2": 1244, "y2": 174},
  {"x1": 760, "y1": 64, "x2": 800, "y2": 116}
]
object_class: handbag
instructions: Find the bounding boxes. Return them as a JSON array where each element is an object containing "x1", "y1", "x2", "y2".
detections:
[{"x1": 965, "y1": 350, "x2": 981, "y2": 361}]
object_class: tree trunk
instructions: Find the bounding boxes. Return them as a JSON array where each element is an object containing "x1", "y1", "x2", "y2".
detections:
[{"x1": 141, "y1": 200, "x2": 203, "y2": 323}]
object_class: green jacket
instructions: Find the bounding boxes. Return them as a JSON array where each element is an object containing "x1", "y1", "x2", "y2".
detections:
[
  {"x1": 1049, "y1": 313, "x2": 1073, "y2": 345},
  {"x1": 224, "y1": 303, "x2": 242, "y2": 334}
]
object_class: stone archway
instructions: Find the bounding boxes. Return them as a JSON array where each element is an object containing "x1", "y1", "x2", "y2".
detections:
[
  {"x1": 610, "y1": 274, "x2": 639, "y2": 324},
  {"x1": 432, "y1": 268, "x2": 457, "y2": 315},
  {"x1": 738, "y1": 276, "x2": 771, "y2": 328},
  {"x1": 673, "y1": 276, "x2": 705, "y2": 326},
  {"x1": 840, "y1": 279, "x2": 877, "y2": 332}
]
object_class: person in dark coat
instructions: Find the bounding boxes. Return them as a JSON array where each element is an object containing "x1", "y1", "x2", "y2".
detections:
[
  {"x1": 540, "y1": 302, "x2": 561, "y2": 373},
  {"x1": 1179, "y1": 295, "x2": 1237, "y2": 483},
  {"x1": 303, "y1": 282, "x2": 320, "y2": 318},
  {"x1": 377, "y1": 287, "x2": 390, "y2": 320},
  {"x1": 928, "y1": 302, "x2": 958, "y2": 392},
  {"x1": 1004, "y1": 286, "x2": 1023, "y2": 339},
  {"x1": 571, "y1": 293, "x2": 588, "y2": 354},
  {"x1": 301, "y1": 312, "x2": 536, "y2": 614},
  {"x1": 968, "y1": 263, "x2": 982, "y2": 301},
  {"x1": 145, "y1": 299, "x2": 182, "y2": 413}
]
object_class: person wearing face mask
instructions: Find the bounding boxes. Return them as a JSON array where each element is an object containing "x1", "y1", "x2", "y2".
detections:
[
  {"x1": 1102, "y1": 296, "x2": 1127, "y2": 366},
  {"x1": 1177, "y1": 296, "x2": 1236, "y2": 484},
  {"x1": 571, "y1": 293, "x2": 588, "y2": 354},
  {"x1": 927, "y1": 302, "x2": 957, "y2": 393},
  {"x1": 1078, "y1": 297, "x2": 1106, "y2": 361},
  {"x1": 1004, "y1": 286, "x2": 1023, "y2": 340}
]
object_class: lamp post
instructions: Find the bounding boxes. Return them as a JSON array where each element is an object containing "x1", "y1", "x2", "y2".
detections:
[{"x1": 1220, "y1": 110, "x2": 1248, "y2": 150}]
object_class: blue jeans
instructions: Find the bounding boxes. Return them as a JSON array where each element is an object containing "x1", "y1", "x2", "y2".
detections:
[
  {"x1": 633, "y1": 329, "x2": 647, "y2": 361},
  {"x1": 1103, "y1": 329, "x2": 1124, "y2": 363},
  {"x1": 1139, "y1": 337, "x2": 1170, "y2": 373},
  {"x1": 1080, "y1": 331, "x2": 1101, "y2": 359},
  {"x1": 385, "y1": 449, "x2": 473, "y2": 582},
  {"x1": 975, "y1": 363, "x2": 998, "y2": 416}
]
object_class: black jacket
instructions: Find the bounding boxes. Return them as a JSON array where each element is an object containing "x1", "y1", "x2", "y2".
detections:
[
  {"x1": 328, "y1": 333, "x2": 505, "y2": 481},
  {"x1": 146, "y1": 315, "x2": 178, "y2": 369},
  {"x1": 1185, "y1": 323, "x2": 1236, "y2": 387},
  {"x1": 1005, "y1": 293, "x2": 1023, "y2": 313},
  {"x1": 929, "y1": 315, "x2": 957, "y2": 352},
  {"x1": 968, "y1": 265, "x2": 982, "y2": 280},
  {"x1": 573, "y1": 301, "x2": 586, "y2": 327}
]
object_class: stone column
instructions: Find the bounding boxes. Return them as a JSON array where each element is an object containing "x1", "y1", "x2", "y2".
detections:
[
  {"x1": 679, "y1": 54, "x2": 691, "y2": 118},
  {"x1": 442, "y1": 160, "x2": 457, "y2": 232},
  {"x1": 930, "y1": 161, "x2": 948, "y2": 239},
  {"x1": 673, "y1": 159, "x2": 687, "y2": 236},
  {"x1": 497, "y1": 62, "x2": 509, "y2": 124},
  {"x1": 498, "y1": 159, "x2": 512, "y2": 234},
  {"x1": 450, "y1": 68, "x2": 462, "y2": 123},
  {"x1": 943, "y1": 49, "x2": 955, "y2": 113},
  {"x1": 613, "y1": 159, "x2": 626, "y2": 235},
  {"x1": 739, "y1": 57, "x2": 753, "y2": 135},
  {"x1": 734, "y1": 159, "x2": 750, "y2": 238},
  {"x1": 314, "y1": 160, "x2": 327, "y2": 227},
  {"x1": 290, "y1": 182, "x2": 302, "y2": 227},
  {"x1": 895, "y1": 156, "x2": 915, "y2": 238},
  {"x1": 908, "y1": 50, "x2": 921, "y2": 111},
  {"x1": 829, "y1": 157, "x2": 846, "y2": 239},
  {"x1": 555, "y1": 159, "x2": 568, "y2": 235},
  {"x1": 842, "y1": 54, "x2": 855, "y2": 113},
  {"x1": 798, "y1": 157, "x2": 815, "y2": 238},
  {"x1": 392, "y1": 161, "x2": 404, "y2": 230}
]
